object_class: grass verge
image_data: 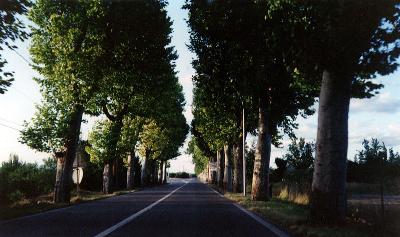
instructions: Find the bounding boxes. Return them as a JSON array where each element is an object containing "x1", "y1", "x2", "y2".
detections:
[{"x1": 223, "y1": 192, "x2": 398, "y2": 237}]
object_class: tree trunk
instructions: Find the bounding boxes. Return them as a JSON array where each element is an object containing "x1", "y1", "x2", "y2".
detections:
[
  {"x1": 109, "y1": 119, "x2": 124, "y2": 190},
  {"x1": 162, "y1": 162, "x2": 167, "y2": 184},
  {"x1": 217, "y1": 149, "x2": 224, "y2": 188},
  {"x1": 223, "y1": 144, "x2": 232, "y2": 192},
  {"x1": 207, "y1": 158, "x2": 212, "y2": 183},
  {"x1": 233, "y1": 142, "x2": 243, "y2": 193},
  {"x1": 251, "y1": 96, "x2": 272, "y2": 201},
  {"x1": 141, "y1": 150, "x2": 149, "y2": 187},
  {"x1": 150, "y1": 161, "x2": 157, "y2": 185},
  {"x1": 53, "y1": 105, "x2": 84, "y2": 203},
  {"x1": 113, "y1": 158, "x2": 121, "y2": 189},
  {"x1": 126, "y1": 153, "x2": 134, "y2": 189},
  {"x1": 311, "y1": 70, "x2": 351, "y2": 224},
  {"x1": 159, "y1": 161, "x2": 164, "y2": 184},
  {"x1": 103, "y1": 162, "x2": 112, "y2": 194}
]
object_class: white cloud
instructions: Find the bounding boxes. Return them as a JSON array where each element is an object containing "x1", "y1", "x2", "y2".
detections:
[{"x1": 350, "y1": 92, "x2": 400, "y2": 114}]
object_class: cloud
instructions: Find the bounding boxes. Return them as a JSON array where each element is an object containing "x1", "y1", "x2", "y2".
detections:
[
  {"x1": 183, "y1": 104, "x2": 193, "y2": 124},
  {"x1": 350, "y1": 92, "x2": 400, "y2": 114}
]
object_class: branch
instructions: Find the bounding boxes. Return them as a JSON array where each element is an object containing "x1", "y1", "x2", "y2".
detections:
[{"x1": 103, "y1": 104, "x2": 116, "y2": 121}]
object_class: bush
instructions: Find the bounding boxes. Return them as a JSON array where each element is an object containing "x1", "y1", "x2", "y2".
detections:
[
  {"x1": 8, "y1": 190, "x2": 23, "y2": 203},
  {"x1": 169, "y1": 172, "x2": 190, "y2": 178},
  {"x1": 0, "y1": 154, "x2": 56, "y2": 205}
]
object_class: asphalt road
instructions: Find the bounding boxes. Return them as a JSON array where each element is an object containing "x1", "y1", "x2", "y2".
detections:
[{"x1": 0, "y1": 179, "x2": 288, "y2": 237}]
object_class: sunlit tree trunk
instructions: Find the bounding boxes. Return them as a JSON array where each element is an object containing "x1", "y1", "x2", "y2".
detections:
[
  {"x1": 141, "y1": 150, "x2": 150, "y2": 186},
  {"x1": 162, "y1": 161, "x2": 167, "y2": 184},
  {"x1": 251, "y1": 97, "x2": 272, "y2": 201},
  {"x1": 53, "y1": 105, "x2": 84, "y2": 203},
  {"x1": 223, "y1": 144, "x2": 232, "y2": 192},
  {"x1": 103, "y1": 162, "x2": 112, "y2": 194},
  {"x1": 233, "y1": 142, "x2": 243, "y2": 193},
  {"x1": 311, "y1": 70, "x2": 351, "y2": 223},
  {"x1": 126, "y1": 153, "x2": 134, "y2": 189}
]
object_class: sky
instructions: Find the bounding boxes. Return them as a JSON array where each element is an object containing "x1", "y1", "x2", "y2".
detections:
[{"x1": 0, "y1": 1, "x2": 399, "y2": 173}]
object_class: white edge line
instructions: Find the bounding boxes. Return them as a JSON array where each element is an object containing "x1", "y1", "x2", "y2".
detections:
[
  {"x1": 94, "y1": 182, "x2": 187, "y2": 237},
  {"x1": 209, "y1": 187, "x2": 290, "y2": 237}
]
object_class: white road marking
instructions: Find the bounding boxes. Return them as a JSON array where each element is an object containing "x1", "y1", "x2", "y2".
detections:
[
  {"x1": 94, "y1": 182, "x2": 188, "y2": 237},
  {"x1": 209, "y1": 187, "x2": 290, "y2": 237}
]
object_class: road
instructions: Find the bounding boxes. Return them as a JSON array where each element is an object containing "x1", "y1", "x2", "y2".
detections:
[{"x1": 0, "y1": 179, "x2": 288, "y2": 237}]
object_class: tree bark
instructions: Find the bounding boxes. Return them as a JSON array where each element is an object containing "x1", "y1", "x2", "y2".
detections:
[
  {"x1": 126, "y1": 153, "x2": 134, "y2": 189},
  {"x1": 162, "y1": 162, "x2": 167, "y2": 184},
  {"x1": 251, "y1": 96, "x2": 272, "y2": 201},
  {"x1": 113, "y1": 157, "x2": 122, "y2": 189},
  {"x1": 103, "y1": 162, "x2": 112, "y2": 194},
  {"x1": 207, "y1": 158, "x2": 212, "y2": 183},
  {"x1": 217, "y1": 149, "x2": 224, "y2": 188},
  {"x1": 53, "y1": 105, "x2": 84, "y2": 203},
  {"x1": 311, "y1": 70, "x2": 351, "y2": 224},
  {"x1": 159, "y1": 161, "x2": 164, "y2": 184},
  {"x1": 223, "y1": 144, "x2": 232, "y2": 192},
  {"x1": 109, "y1": 119, "x2": 124, "y2": 190},
  {"x1": 233, "y1": 141, "x2": 243, "y2": 193},
  {"x1": 141, "y1": 150, "x2": 149, "y2": 187}
]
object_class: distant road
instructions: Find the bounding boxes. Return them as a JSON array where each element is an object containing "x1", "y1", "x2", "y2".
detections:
[{"x1": 0, "y1": 179, "x2": 289, "y2": 237}]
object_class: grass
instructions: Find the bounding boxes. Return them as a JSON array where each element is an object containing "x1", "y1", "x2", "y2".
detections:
[
  {"x1": 0, "y1": 189, "x2": 136, "y2": 221},
  {"x1": 347, "y1": 181, "x2": 400, "y2": 196},
  {"x1": 222, "y1": 189, "x2": 399, "y2": 237}
]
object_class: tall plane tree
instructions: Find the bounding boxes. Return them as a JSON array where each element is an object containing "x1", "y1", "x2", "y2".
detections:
[
  {"x1": 28, "y1": 0, "x2": 108, "y2": 203},
  {"x1": 186, "y1": 0, "x2": 317, "y2": 199},
  {"x1": 295, "y1": 1, "x2": 400, "y2": 223}
]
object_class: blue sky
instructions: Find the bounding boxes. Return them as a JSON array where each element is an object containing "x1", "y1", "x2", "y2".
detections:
[{"x1": 1, "y1": 0, "x2": 399, "y2": 173}]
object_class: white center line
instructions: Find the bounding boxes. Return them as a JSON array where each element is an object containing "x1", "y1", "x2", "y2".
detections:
[{"x1": 94, "y1": 182, "x2": 188, "y2": 237}]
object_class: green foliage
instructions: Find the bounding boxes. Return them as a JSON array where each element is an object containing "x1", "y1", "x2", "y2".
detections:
[
  {"x1": 245, "y1": 143, "x2": 255, "y2": 183},
  {"x1": 186, "y1": 0, "x2": 318, "y2": 150},
  {"x1": 85, "y1": 0, "x2": 187, "y2": 172},
  {"x1": 0, "y1": 0, "x2": 31, "y2": 94},
  {"x1": 0, "y1": 154, "x2": 56, "y2": 204},
  {"x1": 138, "y1": 120, "x2": 168, "y2": 160},
  {"x1": 348, "y1": 138, "x2": 400, "y2": 183},
  {"x1": 270, "y1": 138, "x2": 315, "y2": 197},
  {"x1": 187, "y1": 136, "x2": 209, "y2": 175},
  {"x1": 29, "y1": 0, "x2": 107, "y2": 110},
  {"x1": 20, "y1": 100, "x2": 69, "y2": 153},
  {"x1": 169, "y1": 172, "x2": 190, "y2": 179},
  {"x1": 22, "y1": 0, "x2": 109, "y2": 159},
  {"x1": 295, "y1": 1, "x2": 400, "y2": 95},
  {"x1": 283, "y1": 138, "x2": 315, "y2": 171}
]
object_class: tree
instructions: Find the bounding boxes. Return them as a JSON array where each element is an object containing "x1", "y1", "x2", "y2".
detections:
[
  {"x1": 283, "y1": 138, "x2": 314, "y2": 171},
  {"x1": 0, "y1": 0, "x2": 31, "y2": 94},
  {"x1": 28, "y1": 0, "x2": 110, "y2": 203},
  {"x1": 186, "y1": 0, "x2": 260, "y2": 192},
  {"x1": 94, "y1": 0, "x2": 180, "y2": 191},
  {"x1": 295, "y1": 1, "x2": 400, "y2": 223},
  {"x1": 20, "y1": 99, "x2": 69, "y2": 154},
  {"x1": 185, "y1": 0, "x2": 317, "y2": 199},
  {"x1": 138, "y1": 120, "x2": 168, "y2": 186},
  {"x1": 350, "y1": 138, "x2": 400, "y2": 183},
  {"x1": 188, "y1": 136, "x2": 210, "y2": 175}
]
